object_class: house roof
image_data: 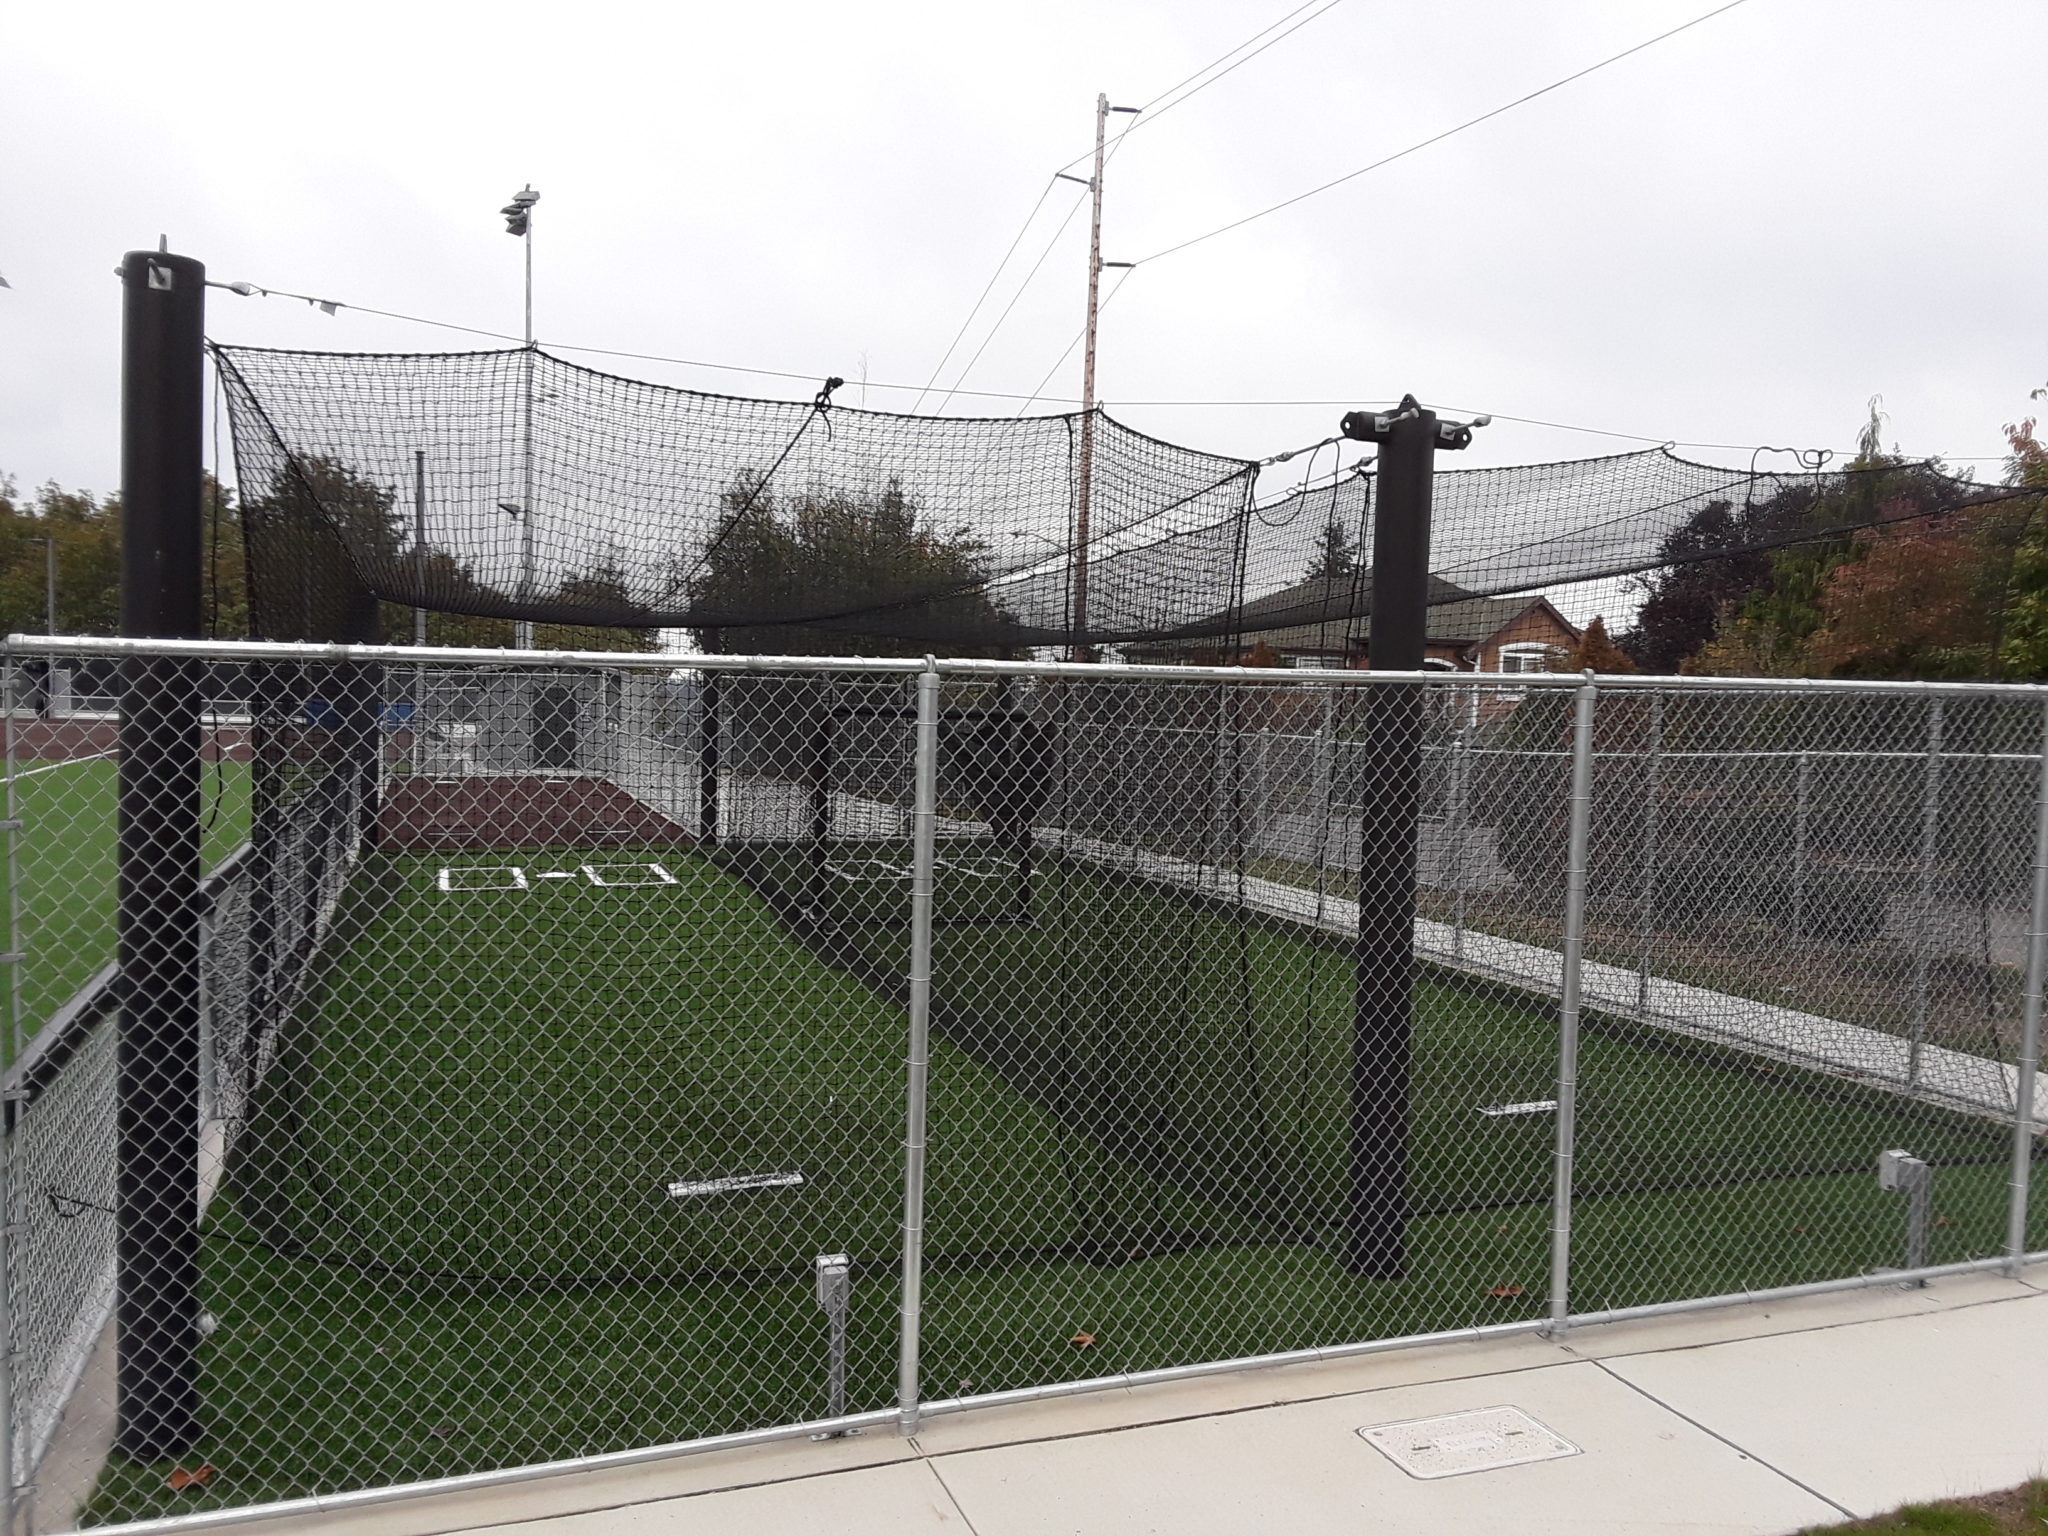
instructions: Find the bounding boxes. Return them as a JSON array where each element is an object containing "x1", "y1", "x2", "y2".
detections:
[
  {"x1": 1134, "y1": 571, "x2": 1581, "y2": 658},
  {"x1": 1228, "y1": 572, "x2": 1476, "y2": 630}
]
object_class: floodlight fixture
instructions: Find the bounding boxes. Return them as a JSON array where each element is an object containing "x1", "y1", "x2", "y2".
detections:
[{"x1": 502, "y1": 184, "x2": 539, "y2": 237}]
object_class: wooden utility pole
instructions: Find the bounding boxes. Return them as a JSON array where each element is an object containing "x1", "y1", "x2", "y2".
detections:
[
  {"x1": 1072, "y1": 93, "x2": 1108, "y2": 662},
  {"x1": 1066, "y1": 94, "x2": 1138, "y2": 662}
]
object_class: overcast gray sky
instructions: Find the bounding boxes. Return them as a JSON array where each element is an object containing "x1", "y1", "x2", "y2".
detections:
[{"x1": 4, "y1": 0, "x2": 2043, "y2": 502}]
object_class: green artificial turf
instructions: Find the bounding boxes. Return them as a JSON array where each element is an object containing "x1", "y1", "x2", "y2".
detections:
[
  {"x1": 8, "y1": 757, "x2": 249, "y2": 1062},
  {"x1": 82, "y1": 837, "x2": 2023, "y2": 1524},
  {"x1": 737, "y1": 843, "x2": 2010, "y2": 1239}
]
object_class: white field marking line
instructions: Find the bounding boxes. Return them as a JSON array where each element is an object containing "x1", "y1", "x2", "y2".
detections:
[
  {"x1": 534, "y1": 870, "x2": 580, "y2": 881},
  {"x1": 1478, "y1": 1100, "x2": 1557, "y2": 1118},
  {"x1": 934, "y1": 856, "x2": 1013, "y2": 880},
  {"x1": 579, "y1": 861, "x2": 679, "y2": 888},
  {"x1": 435, "y1": 866, "x2": 529, "y2": 893},
  {"x1": 7, "y1": 750, "x2": 119, "y2": 779},
  {"x1": 827, "y1": 858, "x2": 917, "y2": 881},
  {"x1": 666, "y1": 1171, "x2": 806, "y2": 1199},
  {"x1": 825, "y1": 855, "x2": 1015, "y2": 881}
]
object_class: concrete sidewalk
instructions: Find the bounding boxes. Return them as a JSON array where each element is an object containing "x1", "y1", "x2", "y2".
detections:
[{"x1": 173, "y1": 1268, "x2": 2048, "y2": 1536}]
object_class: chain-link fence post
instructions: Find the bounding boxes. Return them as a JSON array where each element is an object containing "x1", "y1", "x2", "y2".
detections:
[
  {"x1": 1, "y1": 653, "x2": 15, "y2": 1535},
  {"x1": 1790, "y1": 748, "x2": 1812, "y2": 943},
  {"x1": 0, "y1": 1061, "x2": 13, "y2": 1535},
  {"x1": 1909, "y1": 699, "x2": 1945, "y2": 1086},
  {"x1": 2006, "y1": 700, "x2": 2048, "y2": 1271},
  {"x1": 6, "y1": 653, "x2": 22, "y2": 1065},
  {"x1": 896, "y1": 660, "x2": 940, "y2": 1436},
  {"x1": 1547, "y1": 672, "x2": 1599, "y2": 1336},
  {"x1": 1633, "y1": 691, "x2": 1664, "y2": 1014},
  {"x1": 1448, "y1": 702, "x2": 1472, "y2": 961}
]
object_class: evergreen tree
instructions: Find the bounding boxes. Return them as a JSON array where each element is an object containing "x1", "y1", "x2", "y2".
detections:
[{"x1": 1304, "y1": 515, "x2": 1359, "y2": 581}]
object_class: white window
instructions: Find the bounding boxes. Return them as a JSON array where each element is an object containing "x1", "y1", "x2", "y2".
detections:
[
  {"x1": 1496, "y1": 643, "x2": 1555, "y2": 675},
  {"x1": 1288, "y1": 655, "x2": 1342, "y2": 670}
]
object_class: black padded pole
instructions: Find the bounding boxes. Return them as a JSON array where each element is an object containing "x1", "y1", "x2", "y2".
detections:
[
  {"x1": 115, "y1": 247, "x2": 207, "y2": 1458},
  {"x1": 1343, "y1": 398, "x2": 1436, "y2": 1279}
]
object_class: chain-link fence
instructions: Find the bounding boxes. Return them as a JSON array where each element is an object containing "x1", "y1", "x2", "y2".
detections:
[{"x1": 3, "y1": 641, "x2": 2044, "y2": 1528}]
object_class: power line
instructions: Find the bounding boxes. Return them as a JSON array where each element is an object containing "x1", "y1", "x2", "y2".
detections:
[
  {"x1": 909, "y1": 178, "x2": 1060, "y2": 412},
  {"x1": 1012, "y1": 267, "x2": 1138, "y2": 417},
  {"x1": 932, "y1": 186, "x2": 1093, "y2": 412},
  {"x1": 1131, "y1": 0, "x2": 1756, "y2": 267},
  {"x1": 1054, "y1": 0, "x2": 1349, "y2": 174},
  {"x1": 925, "y1": 0, "x2": 1350, "y2": 411}
]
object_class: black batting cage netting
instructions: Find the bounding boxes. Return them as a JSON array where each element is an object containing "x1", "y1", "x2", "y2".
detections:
[
  {"x1": 211, "y1": 343, "x2": 2029, "y2": 653},
  {"x1": 194, "y1": 342, "x2": 2043, "y2": 1279}
]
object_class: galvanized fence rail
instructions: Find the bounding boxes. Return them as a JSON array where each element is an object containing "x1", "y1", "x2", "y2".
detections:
[{"x1": 1, "y1": 637, "x2": 2044, "y2": 1532}]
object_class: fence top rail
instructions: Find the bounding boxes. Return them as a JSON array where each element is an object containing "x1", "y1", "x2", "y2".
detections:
[{"x1": 13, "y1": 634, "x2": 2048, "y2": 701}]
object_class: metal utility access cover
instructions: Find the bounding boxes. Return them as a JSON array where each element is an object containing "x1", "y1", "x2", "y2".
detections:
[{"x1": 1358, "y1": 1406, "x2": 1579, "y2": 1480}]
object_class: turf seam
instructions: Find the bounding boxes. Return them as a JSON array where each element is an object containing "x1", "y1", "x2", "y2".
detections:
[{"x1": 1577, "y1": 1354, "x2": 1857, "y2": 1520}]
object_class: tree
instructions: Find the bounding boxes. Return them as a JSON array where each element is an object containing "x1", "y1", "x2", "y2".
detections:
[
  {"x1": 1676, "y1": 418, "x2": 2042, "y2": 681},
  {"x1": 687, "y1": 472, "x2": 1011, "y2": 656},
  {"x1": 1304, "y1": 515, "x2": 1359, "y2": 581},
  {"x1": 0, "y1": 475, "x2": 123, "y2": 638},
  {"x1": 1566, "y1": 615, "x2": 1636, "y2": 674},
  {"x1": 240, "y1": 456, "x2": 405, "y2": 641},
  {"x1": 1617, "y1": 500, "x2": 1776, "y2": 672}
]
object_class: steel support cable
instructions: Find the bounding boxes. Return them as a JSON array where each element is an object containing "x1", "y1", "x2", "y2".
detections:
[
  {"x1": 212, "y1": 291, "x2": 1950, "y2": 460},
  {"x1": 654, "y1": 376, "x2": 845, "y2": 606}
]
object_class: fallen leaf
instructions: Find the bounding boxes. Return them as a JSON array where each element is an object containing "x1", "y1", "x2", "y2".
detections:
[
  {"x1": 959, "y1": 1379, "x2": 974, "y2": 1391},
  {"x1": 1936, "y1": 1216, "x2": 1954, "y2": 1228},
  {"x1": 1497, "y1": 1225, "x2": 1510, "y2": 1236},
  {"x1": 428, "y1": 1424, "x2": 463, "y2": 1440},
  {"x1": 1793, "y1": 1226, "x2": 1809, "y2": 1235},
  {"x1": 1486, "y1": 1285, "x2": 1523, "y2": 1299},
  {"x1": 1069, "y1": 1331, "x2": 1097, "y2": 1348},
  {"x1": 167, "y1": 1466, "x2": 216, "y2": 1492}
]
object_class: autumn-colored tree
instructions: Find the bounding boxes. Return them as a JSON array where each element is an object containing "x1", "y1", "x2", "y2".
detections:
[
  {"x1": 1986, "y1": 417, "x2": 2048, "y2": 678},
  {"x1": 1566, "y1": 615, "x2": 1636, "y2": 674},
  {"x1": 1239, "y1": 640, "x2": 1283, "y2": 668},
  {"x1": 1685, "y1": 417, "x2": 2047, "y2": 681}
]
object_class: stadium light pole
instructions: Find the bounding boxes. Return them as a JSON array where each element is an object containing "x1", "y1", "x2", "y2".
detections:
[
  {"x1": 502, "y1": 185, "x2": 539, "y2": 649},
  {"x1": 1337, "y1": 395, "x2": 1485, "y2": 1280},
  {"x1": 34, "y1": 535, "x2": 55, "y2": 637},
  {"x1": 33, "y1": 534, "x2": 57, "y2": 717}
]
